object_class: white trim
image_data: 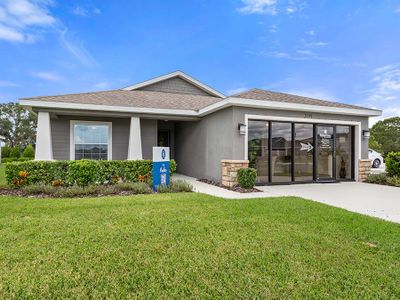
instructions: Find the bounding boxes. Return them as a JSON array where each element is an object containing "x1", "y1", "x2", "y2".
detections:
[
  {"x1": 121, "y1": 71, "x2": 225, "y2": 98},
  {"x1": 244, "y1": 114, "x2": 362, "y2": 181},
  {"x1": 21, "y1": 97, "x2": 382, "y2": 119},
  {"x1": 198, "y1": 97, "x2": 382, "y2": 117},
  {"x1": 70, "y1": 120, "x2": 112, "y2": 160},
  {"x1": 20, "y1": 100, "x2": 198, "y2": 117}
]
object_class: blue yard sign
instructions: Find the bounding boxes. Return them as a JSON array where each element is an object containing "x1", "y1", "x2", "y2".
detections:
[{"x1": 152, "y1": 147, "x2": 170, "y2": 191}]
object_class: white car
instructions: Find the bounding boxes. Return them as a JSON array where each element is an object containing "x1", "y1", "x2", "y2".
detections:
[{"x1": 368, "y1": 149, "x2": 384, "y2": 168}]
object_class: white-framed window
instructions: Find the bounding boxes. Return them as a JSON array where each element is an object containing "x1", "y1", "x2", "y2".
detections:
[{"x1": 70, "y1": 121, "x2": 112, "y2": 160}]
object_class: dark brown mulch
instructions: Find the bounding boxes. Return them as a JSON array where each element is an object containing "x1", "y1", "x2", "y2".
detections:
[
  {"x1": 0, "y1": 188, "x2": 148, "y2": 199},
  {"x1": 198, "y1": 179, "x2": 261, "y2": 193}
]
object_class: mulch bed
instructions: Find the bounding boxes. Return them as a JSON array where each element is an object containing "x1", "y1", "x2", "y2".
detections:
[
  {"x1": 0, "y1": 188, "x2": 146, "y2": 198},
  {"x1": 198, "y1": 179, "x2": 261, "y2": 193}
]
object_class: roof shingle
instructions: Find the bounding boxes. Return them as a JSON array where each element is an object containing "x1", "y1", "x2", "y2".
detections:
[{"x1": 232, "y1": 88, "x2": 370, "y2": 110}]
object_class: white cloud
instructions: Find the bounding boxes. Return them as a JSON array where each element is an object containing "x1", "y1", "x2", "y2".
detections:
[
  {"x1": 58, "y1": 29, "x2": 97, "y2": 67},
  {"x1": 306, "y1": 30, "x2": 315, "y2": 35},
  {"x1": 72, "y1": 5, "x2": 101, "y2": 17},
  {"x1": 237, "y1": 0, "x2": 305, "y2": 15},
  {"x1": 364, "y1": 64, "x2": 400, "y2": 126},
  {"x1": 226, "y1": 87, "x2": 249, "y2": 95},
  {"x1": 286, "y1": 7, "x2": 296, "y2": 14},
  {"x1": 32, "y1": 71, "x2": 63, "y2": 81},
  {"x1": 72, "y1": 6, "x2": 88, "y2": 17},
  {"x1": 395, "y1": 6, "x2": 400, "y2": 13},
  {"x1": 256, "y1": 50, "x2": 337, "y2": 62},
  {"x1": 269, "y1": 24, "x2": 277, "y2": 33},
  {"x1": 238, "y1": 0, "x2": 278, "y2": 15},
  {"x1": 0, "y1": 0, "x2": 55, "y2": 43}
]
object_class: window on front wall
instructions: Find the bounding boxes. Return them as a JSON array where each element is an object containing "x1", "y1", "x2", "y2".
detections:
[{"x1": 72, "y1": 122, "x2": 111, "y2": 160}]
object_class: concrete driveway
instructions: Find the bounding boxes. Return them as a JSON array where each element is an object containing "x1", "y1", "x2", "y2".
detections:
[{"x1": 259, "y1": 182, "x2": 400, "y2": 223}]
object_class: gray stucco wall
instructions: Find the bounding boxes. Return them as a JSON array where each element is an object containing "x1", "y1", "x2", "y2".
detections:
[
  {"x1": 137, "y1": 77, "x2": 211, "y2": 96},
  {"x1": 175, "y1": 107, "x2": 235, "y2": 180},
  {"x1": 174, "y1": 106, "x2": 370, "y2": 181},
  {"x1": 51, "y1": 116, "x2": 157, "y2": 160}
]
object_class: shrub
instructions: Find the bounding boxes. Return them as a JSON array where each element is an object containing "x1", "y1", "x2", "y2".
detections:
[
  {"x1": 23, "y1": 184, "x2": 55, "y2": 195},
  {"x1": 10, "y1": 146, "x2": 20, "y2": 158},
  {"x1": 237, "y1": 168, "x2": 257, "y2": 189},
  {"x1": 169, "y1": 180, "x2": 193, "y2": 192},
  {"x1": 366, "y1": 173, "x2": 387, "y2": 185},
  {"x1": 1, "y1": 157, "x2": 32, "y2": 163},
  {"x1": 386, "y1": 176, "x2": 400, "y2": 187},
  {"x1": 386, "y1": 152, "x2": 400, "y2": 177},
  {"x1": 67, "y1": 160, "x2": 99, "y2": 186},
  {"x1": 157, "y1": 180, "x2": 193, "y2": 193},
  {"x1": 22, "y1": 145, "x2": 35, "y2": 158},
  {"x1": 5, "y1": 159, "x2": 175, "y2": 187},
  {"x1": 1, "y1": 145, "x2": 11, "y2": 158},
  {"x1": 115, "y1": 182, "x2": 152, "y2": 194}
]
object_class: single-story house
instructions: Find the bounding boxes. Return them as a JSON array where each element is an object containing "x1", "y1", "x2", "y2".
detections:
[{"x1": 20, "y1": 71, "x2": 382, "y2": 185}]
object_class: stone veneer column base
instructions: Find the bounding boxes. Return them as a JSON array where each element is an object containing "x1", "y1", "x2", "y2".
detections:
[
  {"x1": 221, "y1": 160, "x2": 249, "y2": 187},
  {"x1": 358, "y1": 159, "x2": 371, "y2": 182}
]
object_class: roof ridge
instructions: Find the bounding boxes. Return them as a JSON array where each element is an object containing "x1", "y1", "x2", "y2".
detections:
[{"x1": 20, "y1": 89, "x2": 121, "y2": 100}]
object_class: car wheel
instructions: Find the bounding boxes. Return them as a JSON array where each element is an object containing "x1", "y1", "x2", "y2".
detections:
[{"x1": 372, "y1": 159, "x2": 381, "y2": 168}]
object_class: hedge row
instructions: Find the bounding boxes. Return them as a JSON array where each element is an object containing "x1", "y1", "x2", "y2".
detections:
[
  {"x1": 1, "y1": 157, "x2": 33, "y2": 163},
  {"x1": 5, "y1": 159, "x2": 177, "y2": 187}
]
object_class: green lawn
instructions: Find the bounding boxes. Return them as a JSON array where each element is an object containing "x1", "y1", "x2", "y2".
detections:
[{"x1": 1, "y1": 194, "x2": 400, "y2": 298}]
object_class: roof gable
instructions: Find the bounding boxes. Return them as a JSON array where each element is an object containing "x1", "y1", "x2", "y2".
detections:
[{"x1": 121, "y1": 71, "x2": 225, "y2": 98}]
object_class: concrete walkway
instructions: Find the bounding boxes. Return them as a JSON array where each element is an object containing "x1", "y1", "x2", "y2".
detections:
[{"x1": 174, "y1": 174, "x2": 400, "y2": 223}]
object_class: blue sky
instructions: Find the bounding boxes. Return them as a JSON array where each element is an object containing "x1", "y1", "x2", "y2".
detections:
[{"x1": 1, "y1": 0, "x2": 400, "y2": 125}]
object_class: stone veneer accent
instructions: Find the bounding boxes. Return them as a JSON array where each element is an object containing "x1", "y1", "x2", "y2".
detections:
[
  {"x1": 358, "y1": 159, "x2": 371, "y2": 182},
  {"x1": 221, "y1": 159, "x2": 249, "y2": 187}
]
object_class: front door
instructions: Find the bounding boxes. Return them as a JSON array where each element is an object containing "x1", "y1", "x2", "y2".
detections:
[{"x1": 316, "y1": 125, "x2": 335, "y2": 181}]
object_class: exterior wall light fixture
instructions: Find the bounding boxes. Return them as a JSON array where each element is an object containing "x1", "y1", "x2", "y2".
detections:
[
  {"x1": 238, "y1": 123, "x2": 247, "y2": 135},
  {"x1": 362, "y1": 130, "x2": 370, "y2": 139}
]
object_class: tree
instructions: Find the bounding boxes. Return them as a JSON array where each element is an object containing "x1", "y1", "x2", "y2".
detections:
[
  {"x1": 22, "y1": 144, "x2": 35, "y2": 158},
  {"x1": 370, "y1": 117, "x2": 400, "y2": 156},
  {"x1": 0, "y1": 102, "x2": 37, "y2": 148},
  {"x1": 10, "y1": 146, "x2": 20, "y2": 158},
  {"x1": 1, "y1": 145, "x2": 11, "y2": 158}
]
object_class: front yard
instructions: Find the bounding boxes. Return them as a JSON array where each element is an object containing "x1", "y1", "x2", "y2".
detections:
[{"x1": 1, "y1": 193, "x2": 399, "y2": 298}]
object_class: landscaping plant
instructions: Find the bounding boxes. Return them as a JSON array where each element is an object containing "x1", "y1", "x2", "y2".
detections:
[
  {"x1": 386, "y1": 151, "x2": 400, "y2": 177},
  {"x1": 237, "y1": 167, "x2": 257, "y2": 189}
]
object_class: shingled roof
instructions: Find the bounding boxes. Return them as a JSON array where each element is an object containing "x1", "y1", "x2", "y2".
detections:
[
  {"x1": 21, "y1": 89, "x2": 222, "y2": 111},
  {"x1": 232, "y1": 88, "x2": 369, "y2": 110}
]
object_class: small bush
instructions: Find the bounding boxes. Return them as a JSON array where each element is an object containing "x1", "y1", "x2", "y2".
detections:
[
  {"x1": 9, "y1": 147, "x2": 20, "y2": 158},
  {"x1": 237, "y1": 168, "x2": 257, "y2": 189},
  {"x1": 115, "y1": 182, "x2": 152, "y2": 194},
  {"x1": 366, "y1": 173, "x2": 387, "y2": 185},
  {"x1": 386, "y1": 152, "x2": 400, "y2": 177},
  {"x1": 23, "y1": 184, "x2": 55, "y2": 195},
  {"x1": 386, "y1": 176, "x2": 400, "y2": 187},
  {"x1": 67, "y1": 160, "x2": 99, "y2": 186},
  {"x1": 157, "y1": 180, "x2": 193, "y2": 193},
  {"x1": 22, "y1": 145, "x2": 35, "y2": 158},
  {"x1": 1, "y1": 145, "x2": 11, "y2": 158}
]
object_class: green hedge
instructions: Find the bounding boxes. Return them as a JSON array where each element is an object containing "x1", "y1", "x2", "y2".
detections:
[
  {"x1": 386, "y1": 152, "x2": 400, "y2": 177},
  {"x1": 5, "y1": 159, "x2": 177, "y2": 187},
  {"x1": 1, "y1": 157, "x2": 33, "y2": 163}
]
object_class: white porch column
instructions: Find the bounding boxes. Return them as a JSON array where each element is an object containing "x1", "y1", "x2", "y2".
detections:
[
  {"x1": 35, "y1": 111, "x2": 53, "y2": 160},
  {"x1": 128, "y1": 116, "x2": 143, "y2": 160}
]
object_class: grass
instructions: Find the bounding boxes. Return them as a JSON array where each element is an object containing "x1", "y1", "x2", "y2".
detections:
[{"x1": 0, "y1": 193, "x2": 399, "y2": 298}]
